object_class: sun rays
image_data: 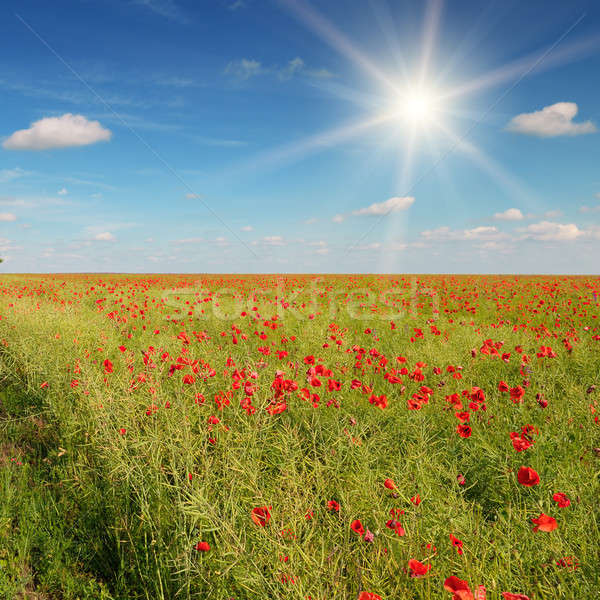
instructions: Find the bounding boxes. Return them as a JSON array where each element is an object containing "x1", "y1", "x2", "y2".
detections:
[{"x1": 228, "y1": 0, "x2": 594, "y2": 233}]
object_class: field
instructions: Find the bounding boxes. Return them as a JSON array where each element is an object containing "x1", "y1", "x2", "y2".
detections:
[{"x1": 0, "y1": 273, "x2": 598, "y2": 600}]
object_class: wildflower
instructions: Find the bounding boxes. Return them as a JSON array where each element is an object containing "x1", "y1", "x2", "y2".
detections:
[
  {"x1": 351, "y1": 519, "x2": 365, "y2": 537},
  {"x1": 408, "y1": 559, "x2": 431, "y2": 578},
  {"x1": 194, "y1": 541, "x2": 210, "y2": 551},
  {"x1": 502, "y1": 594, "x2": 530, "y2": 600},
  {"x1": 444, "y1": 576, "x2": 473, "y2": 600},
  {"x1": 384, "y1": 478, "x2": 396, "y2": 490},
  {"x1": 327, "y1": 500, "x2": 340, "y2": 512},
  {"x1": 457, "y1": 424, "x2": 472, "y2": 438},
  {"x1": 552, "y1": 492, "x2": 570, "y2": 507},
  {"x1": 531, "y1": 513, "x2": 557, "y2": 532},
  {"x1": 517, "y1": 467, "x2": 540, "y2": 487},
  {"x1": 251, "y1": 506, "x2": 271, "y2": 527},
  {"x1": 449, "y1": 534, "x2": 464, "y2": 555}
]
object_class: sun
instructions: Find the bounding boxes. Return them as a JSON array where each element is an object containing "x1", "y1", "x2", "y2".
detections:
[{"x1": 397, "y1": 86, "x2": 439, "y2": 125}]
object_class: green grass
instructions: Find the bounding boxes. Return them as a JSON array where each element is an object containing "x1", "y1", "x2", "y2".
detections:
[{"x1": 0, "y1": 273, "x2": 598, "y2": 599}]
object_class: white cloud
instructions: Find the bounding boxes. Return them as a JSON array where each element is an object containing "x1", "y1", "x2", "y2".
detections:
[
  {"x1": 279, "y1": 57, "x2": 305, "y2": 81},
  {"x1": 493, "y1": 208, "x2": 523, "y2": 221},
  {"x1": 353, "y1": 242, "x2": 382, "y2": 251},
  {"x1": 0, "y1": 213, "x2": 17, "y2": 222},
  {"x1": 94, "y1": 232, "x2": 115, "y2": 241},
  {"x1": 261, "y1": 236, "x2": 284, "y2": 246},
  {"x1": 186, "y1": 193, "x2": 202, "y2": 199},
  {"x1": 173, "y1": 237, "x2": 203, "y2": 244},
  {"x1": 3, "y1": 114, "x2": 112, "y2": 150},
  {"x1": 352, "y1": 196, "x2": 415, "y2": 216},
  {"x1": 0, "y1": 167, "x2": 29, "y2": 182},
  {"x1": 332, "y1": 214, "x2": 345, "y2": 223},
  {"x1": 225, "y1": 58, "x2": 263, "y2": 80},
  {"x1": 421, "y1": 225, "x2": 504, "y2": 242},
  {"x1": 507, "y1": 102, "x2": 596, "y2": 137},
  {"x1": 543, "y1": 209, "x2": 562, "y2": 219},
  {"x1": 132, "y1": 0, "x2": 189, "y2": 24},
  {"x1": 522, "y1": 221, "x2": 582, "y2": 241},
  {"x1": 315, "y1": 247, "x2": 329, "y2": 255},
  {"x1": 57, "y1": 187, "x2": 68, "y2": 196},
  {"x1": 580, "y1": 205, "x2": 600, "y2": 214},
  {"x1": 241, "y1": 225, "x2": 253, "y2": 231},
  {"x1": 305, "y1": 68, "x2": 335, "y2": 79}
]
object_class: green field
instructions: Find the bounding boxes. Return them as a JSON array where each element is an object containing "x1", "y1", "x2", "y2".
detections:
[{"x1": 0, "y1": 274, "x2": 598, "y2": 600}]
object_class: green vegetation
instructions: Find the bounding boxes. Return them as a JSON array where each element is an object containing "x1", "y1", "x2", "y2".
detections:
[{"x1": 0, "y1": 274, "x2": 598, "y2": 599}]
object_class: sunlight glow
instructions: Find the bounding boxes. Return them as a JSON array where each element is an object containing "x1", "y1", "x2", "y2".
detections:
[{"x1": 402, "y1": 88, "x2": 437, "y2": 124}]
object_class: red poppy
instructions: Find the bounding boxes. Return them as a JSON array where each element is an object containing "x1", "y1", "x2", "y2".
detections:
[
  {"x1": 449, "y1": 534, "x2": 464, "y2": 555},
  {"x1": 194, "y1": 541, "x2": 210, "y2": 551},
  {"x1": 408, "y1": 558, "x2": 431, "y2": 577},
  {"x1": 552, "y1": 492, "x2": 571, "y2": 507},
  {"x1": 498, "y1": 381, "x2": 509, "y2": 393},
  {"x1": 251, "y1": 506, "x2": 271, "y2": 527},
  {"x1": 384, "y1": 478, "x2": 396, "y2": 490},
  {"x1": 351, "y1": 519, "x2": 365, "y2": 537},
  {"x1": 517, "y1": 466, "x2": 539, "y2": 487},
  {"x1": 531, "y1": 513, "x2": 557, "y2": 532},
  {"x1": 358, "y1": 593, "x2": 382, "y2": 600},
  {"x1": 103, "y1": 359, "x2": 113, "y2": 374},
  {"x1": 510, "y1": 386, "x2": 525, "y2": 403},
  {"x1": 327, "y1": 500, "x2": 340, "y2": 512},
  {"x1": 457, "y1": 424, "x2": 472, "y2": 438},
  {"x1": 502, "y1": 594, "x2": 530, "y2": 600},
  {"x1": 410, "y1": 494, "x2": 421, "y2": 506},
  {"x1": 444, "y1": 576, "x2": 473, "y2": 600}
]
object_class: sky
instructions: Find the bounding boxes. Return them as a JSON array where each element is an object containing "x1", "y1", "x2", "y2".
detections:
[{"x1": 1, "y1": 0, "x2": 600, "y2": 274}]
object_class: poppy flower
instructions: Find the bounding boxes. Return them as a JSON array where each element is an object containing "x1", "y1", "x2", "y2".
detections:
[
  {"x1": 194, "y1": 541, "x2": 210, "y2": 551},
  {"x1": 410, "y1": 494, "x2": 421, "y2": 506},
  {"x1": 449, "y1": 534, "x2": 464, "y2": 555},
  {"x1": 327, "y1": 500, "x2": 340, "y2": 512},
  {"x1": 384, "y1": 478, "x2": 396, "y2": 490},
  {"x1": 358, "y1": 593, "x2": 382, "y2": 600},
  {"x1": 408, "y1": 558, "x2": 431, "y2": 578},
  {"x1": 351, "y1": 519, "x2": 365, "y2": 537},
  {"x1": 444, "y1": 576, "x2": 473, "y2": 600},
  {"x1": 498, "y1": 381, "x2": 509, "y2": 393},
  {"x1": 385, "y1": 519, "x2": 406, "y2": 536},
  {"x1": 103, "y1": 359, "x2": 113, "y2": 374},
  {"x1": 251, "y1": 506, "x2": 271, "y2": 527},
  {"x1": 531, "y1": 513, "x2": 557, "y2": 532},
  {"x1": 552, "y1": 492, "x2": 571, "y2": 507},
  {"x1": 502, "y1": 594, "x2": 530, "y2": 600},
  {"x1": 457, "y1": 424, "x2": 472, "y2": 438},
  {"x1": 517, "y1": 466, "x2": 539, "y2": 487},
  {"x1": 510, "y1": 386, "x2": 525, "y2": 403}
]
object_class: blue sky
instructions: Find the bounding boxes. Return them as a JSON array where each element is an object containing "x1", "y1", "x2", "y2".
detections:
[{"x1": 1, "y1": 0, "x2": 600, "y2": 273}]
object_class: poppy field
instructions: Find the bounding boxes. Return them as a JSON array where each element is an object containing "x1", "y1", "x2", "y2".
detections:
[{"x1": 0, "y1": 273, "x2": 598, "y2": 600}]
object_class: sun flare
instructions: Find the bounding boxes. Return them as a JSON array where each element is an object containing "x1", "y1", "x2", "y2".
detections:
[{"x1": 397, "y1": 86, "x2": 439, "y2": 125}]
